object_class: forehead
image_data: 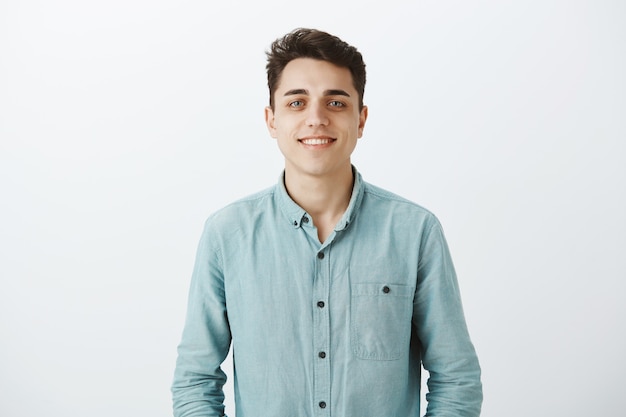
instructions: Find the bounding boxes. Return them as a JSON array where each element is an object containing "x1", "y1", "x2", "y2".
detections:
[{"x1": 276, "y1": 58, "x2": 355, "y2": 94}]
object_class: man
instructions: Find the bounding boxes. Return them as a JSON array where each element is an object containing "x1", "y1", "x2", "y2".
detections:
[{"x1": 172, "y1": 28, "x2": 482, "y2": 416}]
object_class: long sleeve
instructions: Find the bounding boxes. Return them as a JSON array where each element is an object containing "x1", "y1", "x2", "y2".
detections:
[
  {"x1": 413, "y1": 220, "x2": 483, "y2": 416},
  {"x1": 172, "y1": 220, "x2": 232, "y2": 417}
]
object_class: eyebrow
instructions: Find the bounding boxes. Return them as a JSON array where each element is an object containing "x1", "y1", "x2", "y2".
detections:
[{"x1": 283, "y1": 89, "x2": 351, "y2": 97}]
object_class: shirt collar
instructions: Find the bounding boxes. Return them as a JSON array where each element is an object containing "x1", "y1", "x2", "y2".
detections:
[{"x1": 276, "y1": 166, "x2": 365, "y2": 231}]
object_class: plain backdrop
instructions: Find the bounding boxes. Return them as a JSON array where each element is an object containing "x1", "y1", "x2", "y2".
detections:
[{"x1": 1, "y1": 1, "x2": 624, "y2": 416}]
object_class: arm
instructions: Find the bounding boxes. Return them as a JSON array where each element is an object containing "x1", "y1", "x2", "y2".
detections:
[
  {"x1": 172, "y1": 220, "x2": 231, "y2": 417},
  {"x1": 413, "y1": 219, "x2": 482, "y2": 416}
]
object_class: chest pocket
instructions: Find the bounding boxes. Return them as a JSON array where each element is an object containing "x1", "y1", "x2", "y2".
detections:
[{"x1": 350, "y1": 283, "x2": 415, "y2": 360}]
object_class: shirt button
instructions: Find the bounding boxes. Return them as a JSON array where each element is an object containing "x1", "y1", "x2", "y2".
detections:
[
  {"x1": 293, "y1": 220, "x2": 298, "y2": 226},
  {"x1": 302, "y1": 216, "x2": 309, "y2": 223},
  {"x1": 317, "y1": 252, "x2": 324, "y2": 260},
  {"x1": 317, "y1": 301, "x2": 325, "y2": 308},
  {"x1": 318, "y1": 351, "x2": 326, "y2": 358},
  {"x1": 319, "y1": 401, "x2": 326, "y2": 409},
  {"x1": 382, "y1": 285, "x2": 390, "y2": 293}
]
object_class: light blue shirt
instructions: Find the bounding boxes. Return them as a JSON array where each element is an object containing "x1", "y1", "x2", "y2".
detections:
[{"x1": 172, "y1": 168, "x2": 482, "y2": 416}]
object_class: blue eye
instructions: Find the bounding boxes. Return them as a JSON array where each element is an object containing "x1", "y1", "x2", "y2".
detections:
[
  {"x1": 289, "y1": 100, "x2": 304, "y2": 108},
  {"x1": 329, "y1": 101, "x2": 345, "y2": 107}
]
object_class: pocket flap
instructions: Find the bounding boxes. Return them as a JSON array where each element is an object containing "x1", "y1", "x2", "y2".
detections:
[{"x1": 352, "y1": 283, "x2": 415, "y2": 297}]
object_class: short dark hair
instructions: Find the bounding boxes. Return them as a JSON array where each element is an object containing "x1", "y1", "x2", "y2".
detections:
[{"x1": 266, "y1": 28, "x2": 366, "y2": 110}]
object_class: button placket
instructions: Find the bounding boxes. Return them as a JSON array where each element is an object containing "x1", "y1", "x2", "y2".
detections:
[{"x1": 313, "y1": 246, "x2": 331, "y2": 415}]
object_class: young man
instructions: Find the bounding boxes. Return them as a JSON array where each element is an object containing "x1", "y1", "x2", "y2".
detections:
[{"x1": 172, "y1": 28, "x2": 482, "y2": 416}]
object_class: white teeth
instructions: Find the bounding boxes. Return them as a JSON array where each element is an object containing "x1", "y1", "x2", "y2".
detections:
[{"x1": 301, "y1": 138, "x2": 332, "y2": 145}]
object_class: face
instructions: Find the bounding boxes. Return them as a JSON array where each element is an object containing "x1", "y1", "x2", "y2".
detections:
[{"x1": 265, "y1": 58, "x2": 368, "y2": 180}]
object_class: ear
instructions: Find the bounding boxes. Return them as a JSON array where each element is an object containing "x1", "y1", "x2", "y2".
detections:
[
  {"x1": 265, "y1": 106, "x2": 277, "y2": 138},
  {"x1": 357, "y1": 105, "x2": 368, "y2": 138}
]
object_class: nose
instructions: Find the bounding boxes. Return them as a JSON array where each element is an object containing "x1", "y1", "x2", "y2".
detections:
[{"x1": 305, "y1": 102, "x2": 329, "y2": 127}]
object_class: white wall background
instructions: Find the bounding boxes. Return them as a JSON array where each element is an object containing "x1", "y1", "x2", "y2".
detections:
[{"x1": 1, "y1": 1, "x2": 624, "y2": 416}]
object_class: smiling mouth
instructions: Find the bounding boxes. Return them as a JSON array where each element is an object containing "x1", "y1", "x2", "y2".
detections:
[{"x1": 299, "y1": 137, "x2": 335, "y2": 145}]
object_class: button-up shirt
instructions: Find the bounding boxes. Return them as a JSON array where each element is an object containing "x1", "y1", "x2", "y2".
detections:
[{"x1": 172, "y1": 168, "x2": 482, "y2": 416}]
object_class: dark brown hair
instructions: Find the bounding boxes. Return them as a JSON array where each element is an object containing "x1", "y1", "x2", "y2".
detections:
[{"x1": 266, "y1": 28, "x2": 366, "y2": 110}]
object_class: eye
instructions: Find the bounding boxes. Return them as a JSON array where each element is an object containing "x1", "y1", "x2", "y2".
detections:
[
  {"x1": 289, "y1": 100, "x2": 304, "y2": 108},
  {"x1": 328, "y1": 100, "x2": 345, "y2": 108}
]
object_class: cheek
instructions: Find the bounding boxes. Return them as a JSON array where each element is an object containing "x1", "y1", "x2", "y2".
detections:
[
  {"x1": 273, "y1": 122, "x2": 295, "y2": 139},
  {"x1": 275, "y1": 138, "x2": 296, "y2": 160}
]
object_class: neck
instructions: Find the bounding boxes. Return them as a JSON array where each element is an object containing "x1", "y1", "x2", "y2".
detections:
[{"x1": 284, "y1": 165, "x2": 354, "y2": 223}]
